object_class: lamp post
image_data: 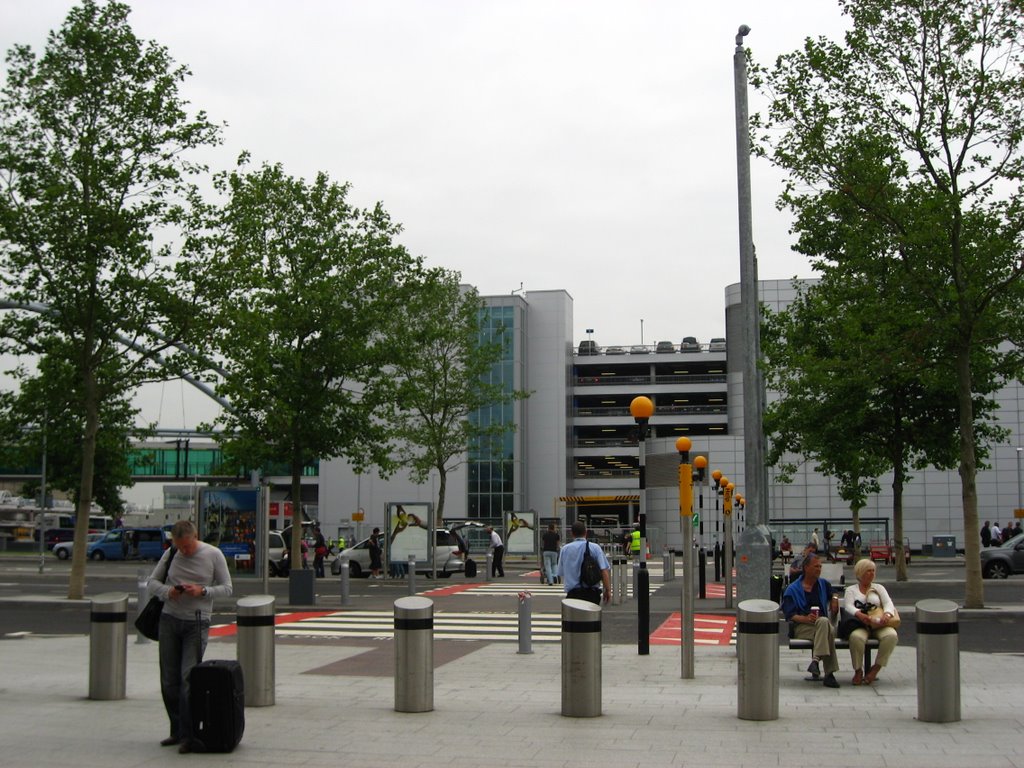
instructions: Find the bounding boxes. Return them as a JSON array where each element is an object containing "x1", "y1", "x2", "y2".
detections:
[
  {"x1": 1016, "y1": 447, "x2": 1022, "y2": 519},
  {"x1": 722, "y1": 478, "x2": 735, "y2": 609},
  {"x1": 733, "y1": 23, "x2": 772, "y2": 602},
  {"x1": 630, "y1": 396, "x2": 654, "y2": 656},
  {"x1": 677, "y1": 437, "x2": 695, "y2": 679}
]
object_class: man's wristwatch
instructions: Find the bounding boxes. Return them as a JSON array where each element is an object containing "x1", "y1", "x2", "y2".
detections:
[{"x1": 201, "y1": 587, "x2": 208, "y2": 597}]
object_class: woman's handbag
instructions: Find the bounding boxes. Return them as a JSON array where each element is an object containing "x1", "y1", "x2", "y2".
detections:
[
  {"x1": 866, "y1": 589, "x2": 901, "y2": 628},
  {"x1": 134, "y1": 548, "x2": 176, "y2": 640},
  {"x1": 837, "y1": 609, "x2": 862, "y2": 639}
]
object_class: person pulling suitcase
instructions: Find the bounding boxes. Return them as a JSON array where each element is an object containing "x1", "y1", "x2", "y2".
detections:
[{"x1": 147, "y1": 520, "x2": 233, "y2": 753}]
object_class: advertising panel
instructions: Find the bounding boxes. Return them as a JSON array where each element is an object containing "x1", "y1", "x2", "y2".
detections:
[
  {"x1": 199, "y1": 487, "x2": 259, "y2": 569},
  {"x1": 505, "y1": 510, "x2": 536, "y2": 555},
  {"x1": 388, "y1": 502, "x2": 431, "y2": 565}
]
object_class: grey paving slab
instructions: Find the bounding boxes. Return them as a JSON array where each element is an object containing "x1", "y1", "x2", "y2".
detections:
[{"x1": 0, "y1": 631, "x2": 1022, "y2": 768}]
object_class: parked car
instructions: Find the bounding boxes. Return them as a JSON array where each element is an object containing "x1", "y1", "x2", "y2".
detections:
[
  {"x1": 708, "y1": 337, "x2": 726, "y2": 352},
  {"x1": 655, "y1": 340, "x2": 676, "y2": 353},
  {"x1": 336, "y1": 525, "x2": 477, "y2": 578},
  {"x1": 578, "y1": 340, "x2": 598, "y2": 356},
  {"x1": 680, "y1": 336, "x2": 700, "y2": 352},
  {"x1": 604, "y1": 345, "x2": 626, "y2": 355},
  {"x1": 981, "y1": 532, "x2": 1024, "y2": 578},
  {"x1": 629, "y1": 345, "x2": 648, "y2": 354},
  {"x1": 267, "y1": 530, "x2": 288, "y2": 576},
  {"x1": 87, "y1": 527, "x2": 169, "y2": 561},
  {"x1": 52, "y1": 532, "x2": 103, "y2": 560}
]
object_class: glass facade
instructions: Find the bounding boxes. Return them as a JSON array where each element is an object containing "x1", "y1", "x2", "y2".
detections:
[{"x1": 467, "y1": 303, "x2": 522, "y2": 518}]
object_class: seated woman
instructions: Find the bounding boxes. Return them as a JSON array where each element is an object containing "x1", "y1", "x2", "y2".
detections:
[{"x1": 843, "y1": 558, "x2": 899, "y2": 685}]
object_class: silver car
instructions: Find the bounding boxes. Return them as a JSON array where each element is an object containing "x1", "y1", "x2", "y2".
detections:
[{"x1": 334, "y1": 526, "x2": 475, "y2": 578}]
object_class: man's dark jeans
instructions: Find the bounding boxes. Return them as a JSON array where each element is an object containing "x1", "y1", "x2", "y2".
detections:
[{"x1": 159, "y1": 613, "x2": 209, "y2": 741}]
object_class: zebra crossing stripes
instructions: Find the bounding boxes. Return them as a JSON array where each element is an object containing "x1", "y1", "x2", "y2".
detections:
[
  {"x1": 422, "y1": 580, "x2": 662, "y2": 599},
  {"x1": 273, "y1": 610, "x2": 563, "y2": 642}
]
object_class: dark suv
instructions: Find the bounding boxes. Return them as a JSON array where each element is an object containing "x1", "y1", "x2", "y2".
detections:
[{"x1": 981, "y1": 533, "x2": 1024, "y2": 578}]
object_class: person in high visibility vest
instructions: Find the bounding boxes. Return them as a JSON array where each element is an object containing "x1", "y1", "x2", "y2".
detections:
[{"x1": 629, "y1": 525, "x2": 641, "y2": 555}]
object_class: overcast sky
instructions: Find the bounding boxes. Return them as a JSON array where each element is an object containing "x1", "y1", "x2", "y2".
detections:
[{"x1": 1, "y1": 0, "x2": 850, "y2": 432}]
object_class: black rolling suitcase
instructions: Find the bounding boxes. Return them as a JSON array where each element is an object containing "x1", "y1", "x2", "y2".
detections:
[
  {"x1": 188, "y1": 611, "x2": 244, "y2": 753},
  {"x1": 464, "y1": 558, "x2": 477, "y2": 578}
]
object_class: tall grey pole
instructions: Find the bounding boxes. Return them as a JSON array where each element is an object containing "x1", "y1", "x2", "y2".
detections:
[
  {"x1": 733, "y1": 24, "x2": 771, "y2": 603},
  {"x1": 1016, "y1": 447, "x2": 1022, "y2": 516}
]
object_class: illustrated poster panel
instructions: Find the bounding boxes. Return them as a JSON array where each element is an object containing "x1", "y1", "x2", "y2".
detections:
[
  {"x1": 506, "y1": 510, "x2": 536, "y2": 555},
  {"x1": 388, "y1": 502, "x2": 431, "y2": 563},
  {"x1": 199, "y1": 487, "x2": 259, "y2": 561}
]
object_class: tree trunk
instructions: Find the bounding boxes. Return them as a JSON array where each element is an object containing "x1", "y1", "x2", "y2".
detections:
[
  {"x1": 290, "y1": 441, "x2": 305, "y2": 571},
  {"x1": 432, "y1": 466, "x2": 447, "y2": 580},
  {"x1": 67, "y1": 371, "x2": 100, "y2": 600},
  {"x1": 892, "y1": 464, "x2": 907, "y2": 582},
  {"x1": 957, "y1": 343, "x2": 984, "y2": 608}
]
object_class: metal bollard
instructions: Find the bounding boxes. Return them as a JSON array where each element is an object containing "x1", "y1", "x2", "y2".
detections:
[
  {"x1": 338, "y1": 555, "x2": 350, "y2": 607},
  {"x1": 394, "y1": 596, "x2": 433, "y2": 712},
  {"x1": 237, "y1": 595, "x2": 275, "y2": 707},
  {"x1": 486, "y1": 552, "x2": 493, "y2": 582},
  {"x1": 637, "y1": 562, "x2": 650, "y2": 655},
  {"x1": 699, "y1": 548, "x2": 707, "y2": 599},
  {"x1": 662, "y1": 549, "x2": 673, "y2": 581},
  {"x1": 89, "y1": 592, "x2": 129, "y2": 701},
  {"x1": 135, "y1": 569, "x2": 150, "y2": 644},
  {"x1": 407, "y1": 554, "x2": 416, "y2": 595},
  {"x1": 736, "y1": 599, "x2": 779, "y2": 721},
  {"x1": 916, "y1": 598, "x2": 960, "y2": 723},
  {"x1": 714, "y1": 542, "x2": 722, "y2": 582},
  {"x1": 612, "y1": 557, "x2": 625, "y2": 605},
  {"x1": 518, "y1": 591, "x2": 533, "y2": 654},
  {"x1": 561, "y1": 598, "x2": 602, "y2": 717}
]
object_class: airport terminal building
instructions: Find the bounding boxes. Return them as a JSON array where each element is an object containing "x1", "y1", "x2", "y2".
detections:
[{"x1": 318, "y1": 280, "x2": 1024, "y2": 553}]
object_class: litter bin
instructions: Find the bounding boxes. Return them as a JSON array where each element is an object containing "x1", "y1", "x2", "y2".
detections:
[{"x1": 932, "y1": 535, "x2": 956, "y2": 558}]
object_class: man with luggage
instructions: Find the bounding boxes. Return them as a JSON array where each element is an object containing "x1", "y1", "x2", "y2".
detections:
[
  {"x1": 149, "y1": 520, "x2": 233, "y2": 753},
  {"x1": 487, "y1": 526, "x2": 505, "y2": 577},
  {"x1": 557, "y1": 521, "x2": 611, "y2": 605}
]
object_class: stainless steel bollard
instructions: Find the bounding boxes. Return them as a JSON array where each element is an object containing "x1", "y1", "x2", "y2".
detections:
[
  {"x1": 237, "y1": 595, "x2": 275, "y2": 707},
  {"x1": 662, "y1": 549, "x2": 673, "y2": 581},
  {"x1": 89, "y1": 592, "x2": 129, "y2": 701},
  {"x1": 394, "y1": 596, "x2": 433, "y2": 712},
  {"x1": 916, "y1": 598, "x2": 960, "y2": 723},
  {"x1": 485, "y1": 552, "x2": 493, "y2": 582},
  {"x1": 407, "y1": 554, "x2": 417, "y2": 595},
  {"x1": 737, "y1": 599, "x2": 779, "y2": 721},
  {"x1": 518, "y1": 591, "x2": 533, "y2": 654},
  {"x1": 611, "y1": 557, "x2": 625, "y2": 605},
  {"x1": 338, "y1": 555, "x2": 350, "y2": 607},
  {"x1": 135, "y1": 569, "x2": 150, "y2": 644},
  {"x1": 561, "y1": 598, "x2": 602, "y2": 717}
]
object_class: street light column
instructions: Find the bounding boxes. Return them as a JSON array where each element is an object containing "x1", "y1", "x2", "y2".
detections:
[{"x1": 733, "y1": 24, "x2": 772, "y2": 602}]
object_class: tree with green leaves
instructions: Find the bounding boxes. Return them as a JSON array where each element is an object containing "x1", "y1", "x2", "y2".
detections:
[
  {"x1": 389, "y1": 273, "x2": 528, "y2": 573},
  {"x1": 0, "y1": 1, "x2": 220, "y2": 598},
  {"x1": 0, "y1": 349, "x2": 141, "y2": 516},
  {"x1": 195, "y1": 157, "x2": 424, "y2": 576},
  {"x1": 762, "y1": 271, "x2": 1001, "y2": 580},
  {"x1": 753, "y1": 0, "x2": 1024, "y2": 606}
]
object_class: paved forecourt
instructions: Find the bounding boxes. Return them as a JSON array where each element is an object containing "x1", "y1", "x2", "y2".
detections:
[{"x1": 2, "y1": 628, "x2": 1023, "y2": 768}]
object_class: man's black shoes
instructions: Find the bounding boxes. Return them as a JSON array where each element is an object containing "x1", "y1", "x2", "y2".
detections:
[
  {"x1": 823, "y1": 673, "x2": 840, "y2": 689},
  {"x1": 806, "y1": 660, "x2": 821, "y2": 679}
]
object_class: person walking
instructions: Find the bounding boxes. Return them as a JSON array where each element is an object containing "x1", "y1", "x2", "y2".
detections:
[
  {"x1": 312, "y1": 526, "x2": 327, "y2": 578},
  {"x1": 148, "y1": 520, "x2": 233, "y2": 753},
  {"x1": 368, "y1": 527, "x2": 383, "y2": 579},
  {"x1": 556, "y1": 520, "x2": 611, "y2": 605},
  {"x1": 541, "y1": 523, "x2": 560, "y2": 585},
  {"x1": 981, "y1": 521, "x2": 992, "y2": 548},
  {"x1": 487, "y1": 526, "x2": 505, "y2": 577}
]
